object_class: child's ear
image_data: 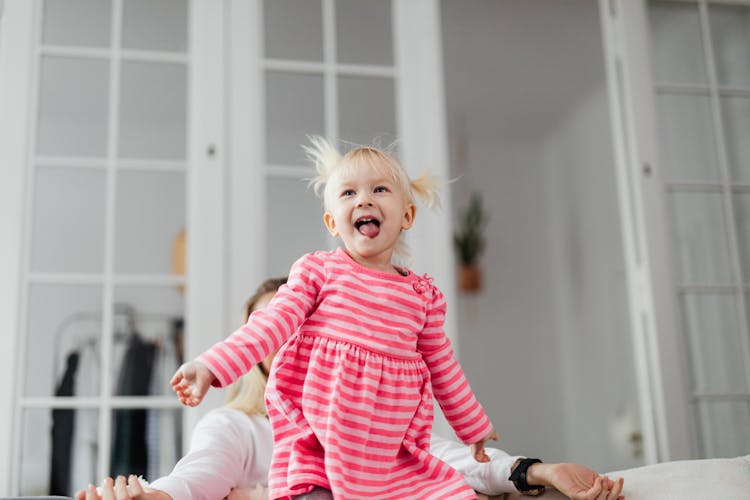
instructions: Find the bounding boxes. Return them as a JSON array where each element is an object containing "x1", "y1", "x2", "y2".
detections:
[
  {"x1": 324, "y1": 212, "x2": 338, "y2": 237},
  {"x1": 401, "y1": 203, "x2": 416, "y2": 231}
]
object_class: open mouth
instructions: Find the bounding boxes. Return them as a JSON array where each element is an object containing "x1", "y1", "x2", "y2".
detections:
[{"x1": 354, "y1": 217, "x2": 381, "y2": 238}]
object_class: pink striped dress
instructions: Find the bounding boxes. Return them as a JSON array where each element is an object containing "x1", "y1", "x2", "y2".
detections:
[{"x1": 198, "y1": 248, "x2": 493, "y2": 499}]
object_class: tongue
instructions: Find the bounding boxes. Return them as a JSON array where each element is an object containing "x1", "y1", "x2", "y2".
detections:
[{"x1": 358, "y1": 222, "x2": 380, "y2": 238}]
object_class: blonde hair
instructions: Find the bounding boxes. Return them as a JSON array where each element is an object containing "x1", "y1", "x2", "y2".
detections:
[
  {"x1": 304, "y1": 136, "x2": 442, "y2": 261},
  {"x1": 225, "y1": 276, "x2": 287, "y2": 417}
]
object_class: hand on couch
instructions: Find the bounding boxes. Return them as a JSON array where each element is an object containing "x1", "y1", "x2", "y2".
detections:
[
  {"x1": 527, "y1": 462, "x2": 624, "y2": 500},
  {"x1": 75, "y1": 476, "x2": 171, "y2": 500}
]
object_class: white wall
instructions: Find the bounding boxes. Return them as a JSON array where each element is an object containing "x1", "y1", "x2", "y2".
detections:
[
  {"x1": 442, "y1": 0, "x2": 640, "y2": 470},
  {"x1": 453, "y1": 120, "x2": 567, "y2": 461},
  {"x1": 543, "y1": 82, "x2": 641, "y2": 472}
]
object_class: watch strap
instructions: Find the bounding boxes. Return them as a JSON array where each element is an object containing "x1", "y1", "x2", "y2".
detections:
[{"x1": 509, "y1": 458, "x2": 546, "y2": 496}]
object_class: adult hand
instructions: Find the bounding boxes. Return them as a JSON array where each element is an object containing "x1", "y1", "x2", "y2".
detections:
[
  {"x1": 74, "y1": 476, "x2": 171, "y2": 500},
  {"x1": 170, "y1": 360, "x2": 215, "y2": 406},
  {"x1": 528, "y1": 462, "x2": 624, "y2": 500}
]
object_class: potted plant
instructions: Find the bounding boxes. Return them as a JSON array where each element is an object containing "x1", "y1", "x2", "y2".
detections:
[{"x1": 453, "y1": 192, "x2": 487, "y2": 292}]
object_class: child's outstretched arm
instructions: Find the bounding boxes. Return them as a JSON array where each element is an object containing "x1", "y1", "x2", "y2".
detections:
[
  {"x1": 417, "y1": 287, "x2": 495, "y2": 454},
  {"x1": 170, "y1": 360, "x2": 216, "y2": 407},
  {"x1": 470, "y1": 428, "x2": 499, "y2": 462}
]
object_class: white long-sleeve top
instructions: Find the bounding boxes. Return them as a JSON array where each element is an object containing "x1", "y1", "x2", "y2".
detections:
[
  {"x1": 149, "y1": 408, "x2": 522, "y2": 499},
  {"x1": 429, "y1": 435, "x2": 522, "y2": 496},
  {"x1": 149, "y1": 408, "x2": 273, "y2": 500}
]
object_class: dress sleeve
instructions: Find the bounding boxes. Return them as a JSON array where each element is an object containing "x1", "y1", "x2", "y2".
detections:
[
  {"x1": 430, "y1": 435, "x2": 523, "y2": 496},
  {"x1": 148, "y1": 410, "x2": 257, "y2": 500},
  {"x1": 198, "y1": 252, "x2": 325, "y2": 387},
  {"x1": 416, "y1": 287, "x2": 493, "y2": 444}
]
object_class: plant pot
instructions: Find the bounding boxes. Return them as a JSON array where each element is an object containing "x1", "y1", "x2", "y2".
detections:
[{"x1": 459, "y1": 264, "x2": 481, "y2": 292}]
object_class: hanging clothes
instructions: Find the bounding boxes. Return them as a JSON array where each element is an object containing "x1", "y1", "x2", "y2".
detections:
[
  {"x1": 110, "y1": 333, "x2": 156, "y2": 477},
  {"x1": 146, "y1": 319, "x2": 183, "y2": 479},
  {"x1": 70, "y1": 341, "x2": 100, "y2": 491},
  {"x1": 49, "y1": 352, "x2": 79, "y2": 495}
]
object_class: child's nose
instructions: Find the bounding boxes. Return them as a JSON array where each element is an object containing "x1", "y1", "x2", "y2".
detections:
[{"x1": 356, "y1": 193, "x2": 374, "y2": 207}]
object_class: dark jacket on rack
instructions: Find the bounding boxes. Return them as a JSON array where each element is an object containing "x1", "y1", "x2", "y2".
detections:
[
  {"x1": 110, "y1": 333, "x2": 156, "y2": 477},
  {"x1": 49, "y1": 352, "x2": 79, "y2": 495}
]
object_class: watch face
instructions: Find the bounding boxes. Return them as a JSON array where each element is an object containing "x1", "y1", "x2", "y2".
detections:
[{"x1": 524, "y1": 486, "x2": 545, "y2": 496}]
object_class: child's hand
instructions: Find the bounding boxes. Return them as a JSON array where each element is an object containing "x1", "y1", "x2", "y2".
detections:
[
  {"x1": 170, "y1": 360, "x2": 215, "y2": 406},
  {"x1": 470, "y1": 428, "x2": 499, "y2": 462}
]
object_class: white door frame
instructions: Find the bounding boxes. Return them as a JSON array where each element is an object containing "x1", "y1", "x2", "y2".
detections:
[{"x1": 0, "y1": 0, "x2": 37, "y2": 493}]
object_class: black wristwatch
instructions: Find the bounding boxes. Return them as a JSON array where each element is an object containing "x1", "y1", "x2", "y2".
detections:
[{"x1": 509, "y1": 458, "x2": 546, "y2": 496}]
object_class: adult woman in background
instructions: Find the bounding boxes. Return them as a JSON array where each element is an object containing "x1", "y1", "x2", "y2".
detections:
[{"x1": 77, "y1": 277, "x2": 622, "y2": 500}]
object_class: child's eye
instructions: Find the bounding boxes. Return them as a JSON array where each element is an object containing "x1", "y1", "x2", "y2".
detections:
[
  {"x1": 374, "y1": 186, "x2": 389, "y2": 193},
  {"x1": 341, "y1": 189, "x2": 355, "y2": 197}
]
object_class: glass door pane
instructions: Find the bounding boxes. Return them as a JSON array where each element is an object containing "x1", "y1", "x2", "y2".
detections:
[
  {"x1": 680, "y1": 293, "x2": 748, "y2": 394},
  {"x1": 118, "y1": 61, "x2": 187, "y2": 159},
  {"x1": 42, "y1": 0, "x2": 111, "y2": 48},
  {"x1": 337, "y1": 75, "x2": 397, "y2": 147},
  {"x1": 722, "y1": 96, "x2": 750, "y2": 183},
  {"x1": 263, "y1": 0, "x2": 323, "y2": 61},
  {"x1": 732, "y1": 192, "x2": 750, "y2": 281},
  {"x1": 37, "y1": 56, "x2": 109, "y2": 157},
  {"x1": 264, "y1": 71, "x2": 325, "y2": 165},
  {"x1": 656, "y1": 93, "x2": 719, "y2": 182},
  {"x1": 25, "y1": 284, "x2": 103, "y2": 398},
  {"x1": 266, "y1": 177, "x2": 332, "y2": 276},
  {"x1": 335, "y1": 0, "x2": 393, "y2": 66},
  {"x1": 709, "y1": 4, "x2": 750, "y2": 88},
  {"x1": 31, "y1": 167, "x2": 107, "y2": 273},
  {"x1": 114, "y1": 171, "x2": 185, "y2": 274},
  {"x1": 111, "y1": 286, "x2": 184, "y2": 395},
  {"x1": 20, "y1": 408, "x2": 99, "y2": 496},
  {"x1": 668, "y1": 192, "x2": 733, "y2": 284},
  {"x1": 695, "y1": 401, "x2": 750, "y2": 458},
  {"x1": 648, "y1": 1, "x2": 707, "y2": 84},
  {"x1": 121, "y1": 0, "x2": 188, "y2": 52}
]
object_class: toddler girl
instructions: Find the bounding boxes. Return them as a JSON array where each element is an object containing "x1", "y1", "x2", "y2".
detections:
[{"x1": 171, "y1": 137, "x2": 497, "y2": 499}]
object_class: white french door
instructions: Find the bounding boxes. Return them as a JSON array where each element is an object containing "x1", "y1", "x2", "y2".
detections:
[
  {"x1": 601, "y1": 0, "x2": 750, "y2": 462},
  {"x1": 227, "y1": 0, "x2": 457, "y2": 348},
  {"x1": 0, "y1": 0, "x2": 223, "y2": 496}
]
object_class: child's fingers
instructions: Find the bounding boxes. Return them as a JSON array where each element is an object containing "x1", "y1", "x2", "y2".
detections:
[
  {"x1": 170, "y1": 368, "x2": 187, "y2": 387},
  {"x1": 471, "y1": 444, "x2": 490, "y2": 463}
]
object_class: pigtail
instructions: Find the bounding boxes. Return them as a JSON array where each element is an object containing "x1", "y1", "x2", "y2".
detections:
[
  {"x1": 410, "y1": 169, "x2": 442, "y2": 211},
  {"x1": 303, "y1": 135, "x2": 342, "y2": 198}
]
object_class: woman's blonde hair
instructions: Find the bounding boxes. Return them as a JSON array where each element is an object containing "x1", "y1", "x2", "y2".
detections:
[
  {"x1": 225, "y1": 276, "x2": 287, "y2": 417},
  {"x1": 304, "y1": 136, "x2": 442, "y2": 261}
]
